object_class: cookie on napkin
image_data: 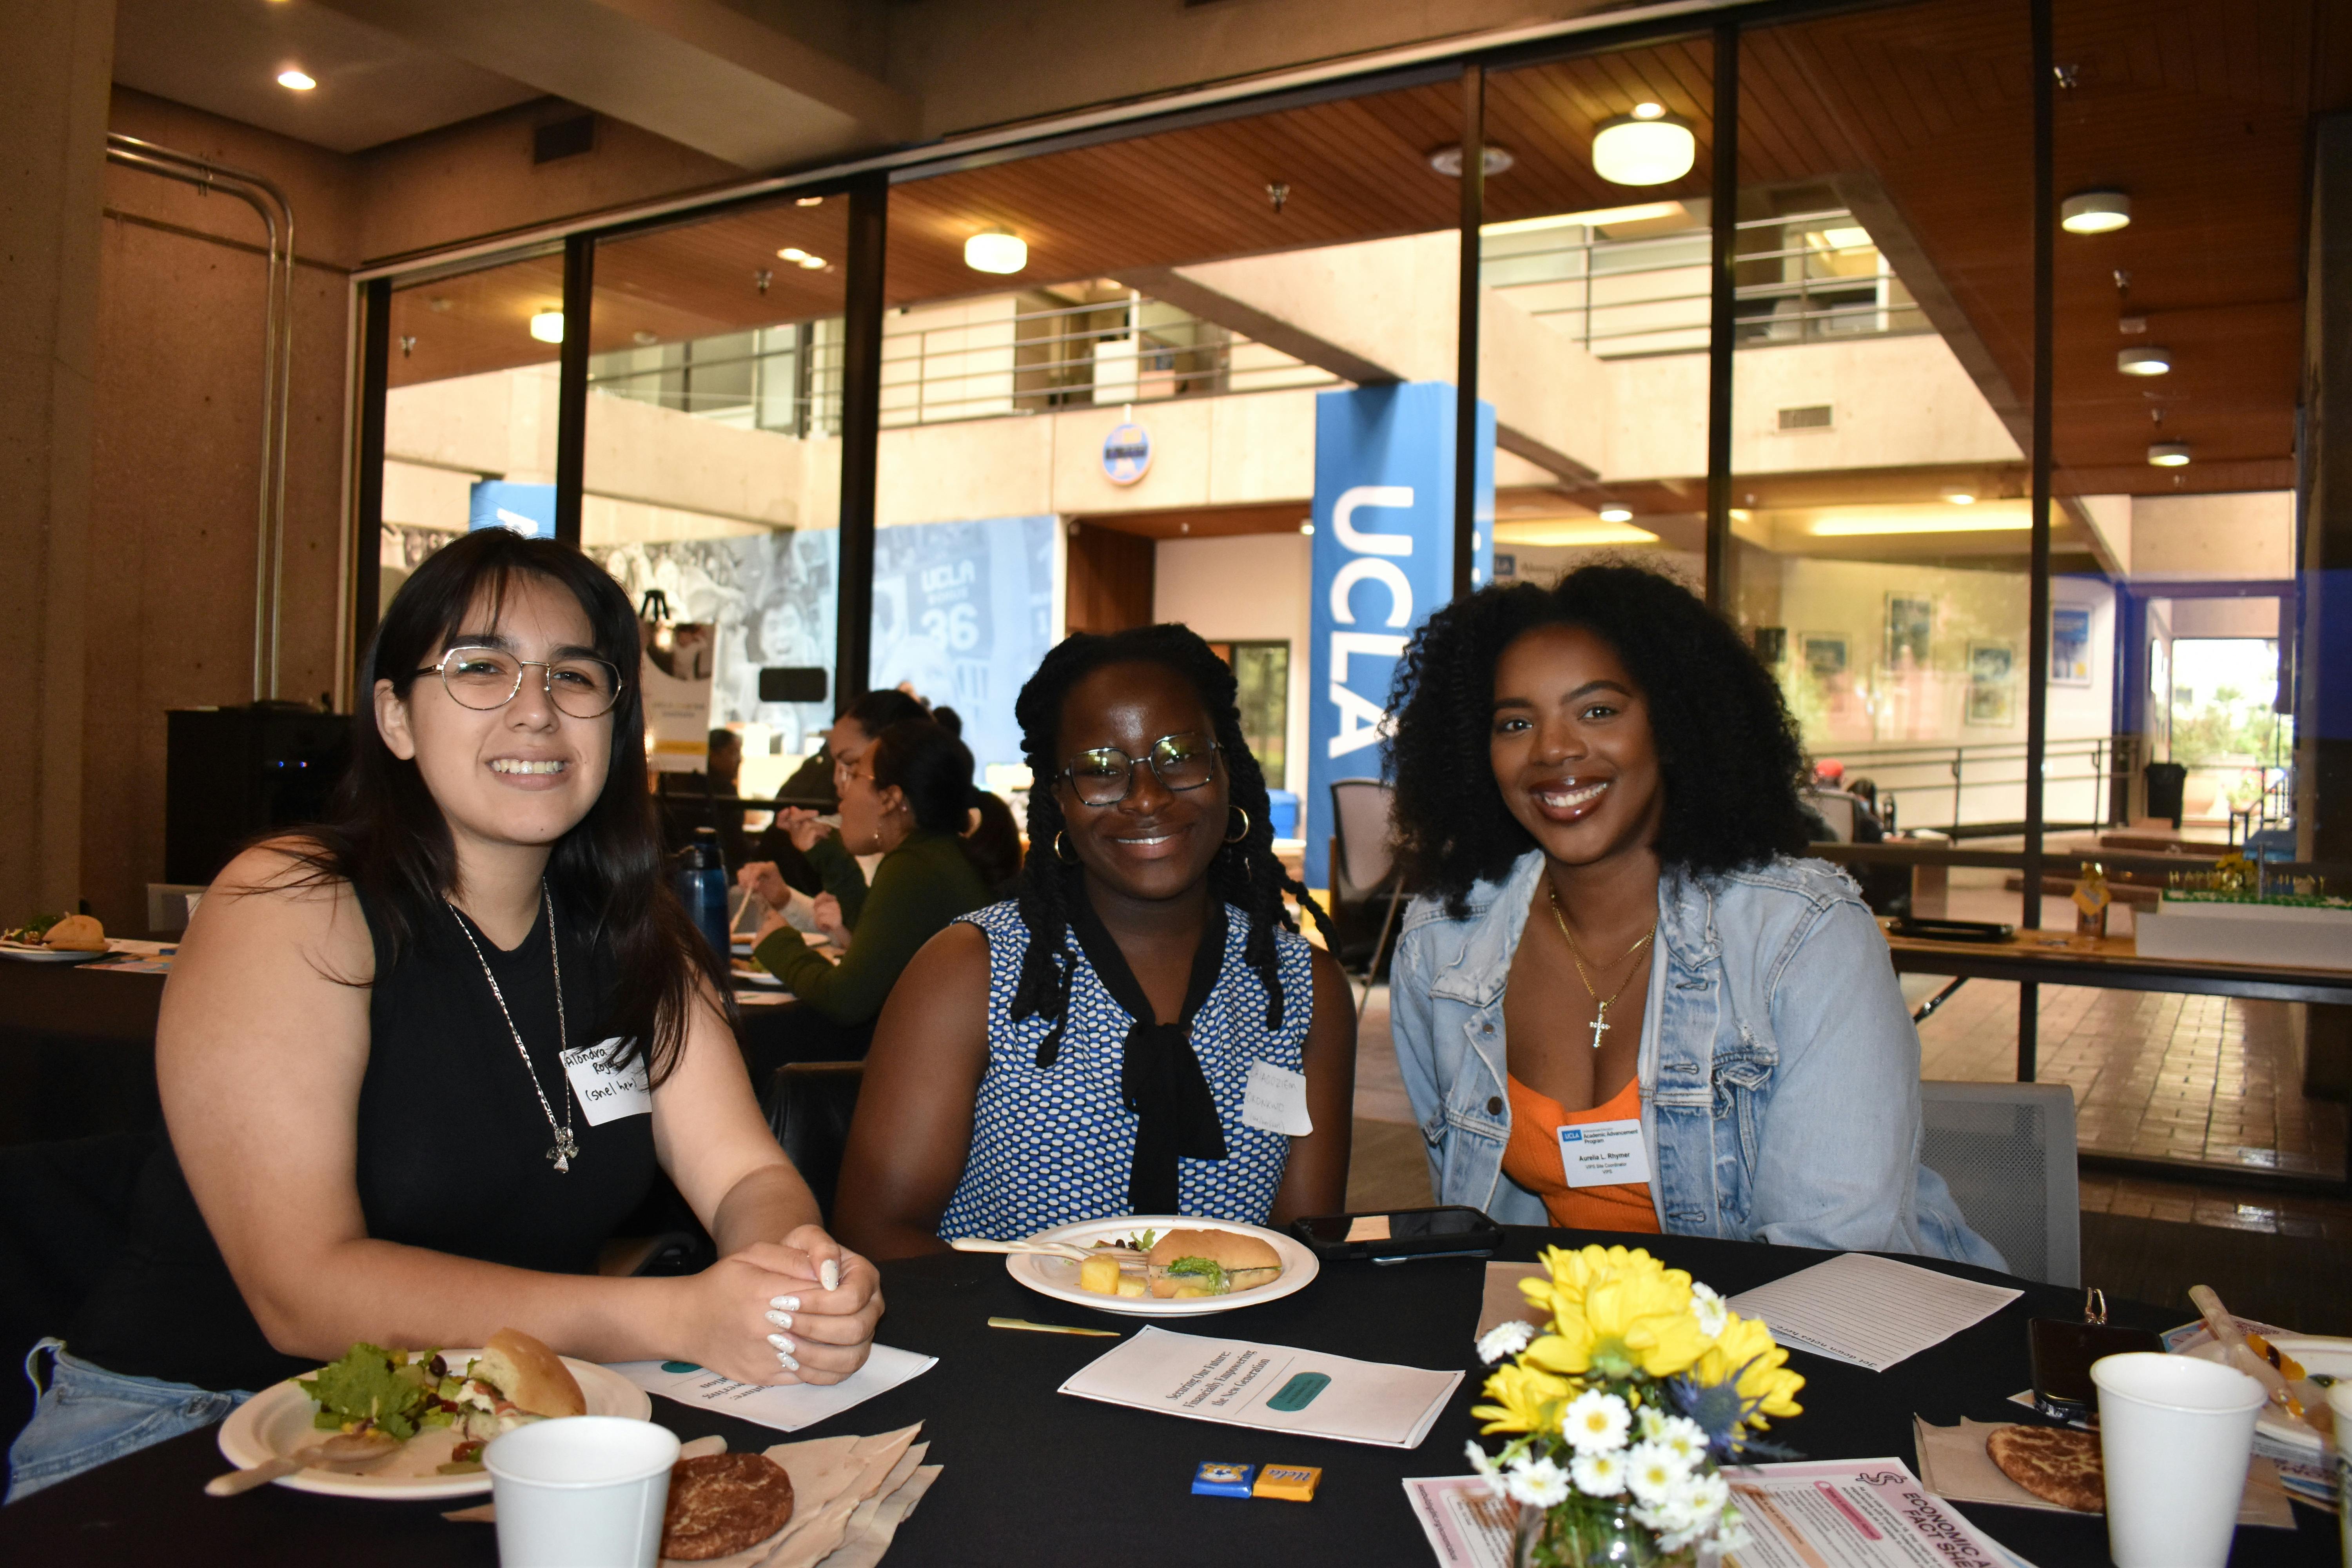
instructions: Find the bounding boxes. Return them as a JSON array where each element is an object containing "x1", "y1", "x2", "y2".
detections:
[
  {"x1": 662, "y1": 1452, "x2": 797, "y2": 1560},
  {"x1": 1985, "y1": 1424, "x2": 2103, "y2": 1512}
]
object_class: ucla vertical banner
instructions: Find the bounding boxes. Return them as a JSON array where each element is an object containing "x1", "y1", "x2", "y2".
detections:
[{"x1": 1306, "y1": 383, "x2": 1494, "y2": 877}]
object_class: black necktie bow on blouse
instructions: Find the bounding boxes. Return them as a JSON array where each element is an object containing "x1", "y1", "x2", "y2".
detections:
[{"x1": 1064, "y1": 889, "x2": 1230, "y2": 1214}]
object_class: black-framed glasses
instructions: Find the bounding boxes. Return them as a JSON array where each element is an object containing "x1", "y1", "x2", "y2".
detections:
[
  {"x1": 1060, "y1": 732, "x2": 1220, "y2": 806},
  {"x1": 417, "y1": 646, "x2": 623, "y2": 719}
]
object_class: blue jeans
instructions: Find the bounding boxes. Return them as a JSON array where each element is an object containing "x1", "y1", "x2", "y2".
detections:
[{"x1": 5, "y1": 1339, "x2": 250, "y2": 1503}]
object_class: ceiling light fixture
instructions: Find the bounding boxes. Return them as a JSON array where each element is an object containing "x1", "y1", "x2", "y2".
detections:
[
  {"x1": 964, "y1": 228, "x2": 1027, "y2": 274},
  {"x1": 1591, "y1": 105, "x2": 1696, "y2": 187},
  {"x1": 2118, "y1": 346, "x2": 2171, "y2": 376},
  {"x1": 2060, "y1": 190, "x2": 2131, "y2": 234},
  {"x1": 795, "y1": 196, "x2": 823, "y2": 207},
  {"x1": 1597, "y1": 504, "x2": 1634, "y2": 523},
  {"x1": 1940, "y1": 489, "x2": 1977, "y2": 505},
  {"x1": 776, "y1": 247, "x2": 827, "y2": 269},
  {"x1": 1428, "y1": 145, "x2": 1516, "y2": 178},
  {"x1": 276, "y1": 68, "x2": 316, "y2": 91},
  {"x1": 528, "y1": 309, "x2": 564, "y2": 344},
  {"x1": 2148, "y1": 441, "x2": 2192, "y2": 467}
]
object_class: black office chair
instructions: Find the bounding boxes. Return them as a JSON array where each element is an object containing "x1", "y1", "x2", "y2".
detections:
[
  {"x1": 0, "y1": 1132, "x2": 155, "y2": 1452},
  {"x1": 1328, "y1": 779, "x2": 1412, "y2": 1003},
  {"x1": 763, "y1": 1062, "x2": 866, "y2": 1223}
]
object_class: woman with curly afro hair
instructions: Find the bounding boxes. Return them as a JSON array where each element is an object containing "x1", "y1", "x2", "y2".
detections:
[
  {"x1": 833, "y1": 624, "x2": 1357, "y2": 1260},
  {"x1": 1385, "y1": 564, "x2": 1997, "y2": 1264}
]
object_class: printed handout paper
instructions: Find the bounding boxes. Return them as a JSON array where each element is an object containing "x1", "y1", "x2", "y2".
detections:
[
  {"x1": 606, "y1": 1344, "x2": 936, "y2": 1434},
  {"x1": 1059, "y1": 1325, "x2": 1461, "y2": 1448}
]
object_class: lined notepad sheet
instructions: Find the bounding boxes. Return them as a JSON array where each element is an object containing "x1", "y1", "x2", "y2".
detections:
[{"x1": 1726, "y1": 1253, "x2": 2022, "y2": 1372}]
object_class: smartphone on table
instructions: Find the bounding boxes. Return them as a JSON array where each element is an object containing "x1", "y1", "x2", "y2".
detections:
[{"x1": 1289, "y1": 1206, "x2": 1504, "y2": 1263}]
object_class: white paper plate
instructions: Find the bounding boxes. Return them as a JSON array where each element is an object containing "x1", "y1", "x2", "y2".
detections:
[
  {"x1": 1005, "y1": 1214, "x2": 1318, "y2": 1318},
  {"x1": 0, "y1": 943, "x2": 107, "y2": 963},
  {"x1": 2183, "y1": 1334, "x2": 2352, "y2": 1453},
  {"x1": 216, "y1": 1352, "x2": 652, "y2": 1499}
]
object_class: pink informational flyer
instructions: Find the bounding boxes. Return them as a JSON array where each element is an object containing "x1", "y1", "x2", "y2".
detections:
[{"x1": 1723, "y1": 1458, "x2": 2034, "y2": 1568}]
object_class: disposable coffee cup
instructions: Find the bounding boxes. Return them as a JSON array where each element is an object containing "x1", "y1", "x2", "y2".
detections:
[
  {"x1": 485, "y1": 1416, "x2": 680, "y2": 1568},
  {"x1": 2329, "y1": 1380, "x2": 2352, "y2": 1568},
  {"x1": 2091, "y1": 1352, "x2": 2266, "y2": 1568}
]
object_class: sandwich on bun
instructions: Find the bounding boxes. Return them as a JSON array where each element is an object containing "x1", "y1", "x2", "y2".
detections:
[{"x1": 1145, "y1": 1228, "x2": 1283, "y2": 1298}]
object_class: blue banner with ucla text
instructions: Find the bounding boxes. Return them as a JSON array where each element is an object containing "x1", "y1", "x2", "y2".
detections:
[{"x1": 1305, "y1": 383, "x2": 1493, "y2": 882}]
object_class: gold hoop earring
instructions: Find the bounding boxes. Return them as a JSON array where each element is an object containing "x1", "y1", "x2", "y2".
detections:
[
  {"x1": 1053, "y1": 830, "x2": 1080, "y2": 864},
  {"x1": 1224, "y1": 806, "x2": 1251, "y2": 845}
]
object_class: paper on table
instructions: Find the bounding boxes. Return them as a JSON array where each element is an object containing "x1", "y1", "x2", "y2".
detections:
[
  {"x1": 1475, "y1": 1263, "x2": 1548, "y2": 1340},
  {"x1": 1059, "y1": 1324, "x2": 1463, "y2": 1448},
  {"x1": 652, "y1": 1424, "x2": 925, "y2": 1568},
  {"x1": 1910, "y1": 1416, "x2": 2295, "y2": 1529},
  {"x1": 1721, "y1": 1457, "x2": 2033, "y2": 1568},
  {"x1": 1403, "y1": 1474, "x2": 1517, "y2": 1568},
  {"x1": 606, "y1": 1344, "x2": 936, "y2": 1432},
  {"x1": 1725, "y1": 1253, "x2": 2020, "y2": 1371}
]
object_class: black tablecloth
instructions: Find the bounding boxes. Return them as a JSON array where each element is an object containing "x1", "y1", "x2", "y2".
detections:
[{"x1": 1, "y1": 1229, "x2": 2333, "y2": 1565}]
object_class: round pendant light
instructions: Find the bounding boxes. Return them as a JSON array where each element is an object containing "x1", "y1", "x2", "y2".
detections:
[
  {"x1": 1427, "y1": 145, "x2": 1517, "y2": 178},
  {"x1": 2147, "y1": 442, "x2": 2192, "y2": 467},
  {"x1": 528, "y1": 309, "x2": 564, "y2": 344},
  {"x1": 2060, "y1": 191, "x2": 2131, "y2": 234},
  {"x1": 963, "y1": 228, "x2": 1027, "y2": 275},
  {"x1": 1592, "y1": 104, "x2": 1695, "y2": 187},
  {"x1": 1597, "y1": 504, "x2": 1634, "y2": 523},
  {"x1": 2117, "y1": 346, "x2": 2171, "y2": 376}
]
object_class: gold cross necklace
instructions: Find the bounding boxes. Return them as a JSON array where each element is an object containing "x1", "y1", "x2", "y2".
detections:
[{"x1": 1546, "y1": 882, "x2": 1657, "y2": 1051}]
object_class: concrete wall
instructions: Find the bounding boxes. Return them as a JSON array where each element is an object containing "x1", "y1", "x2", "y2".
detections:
[
  {"x1": 2128, "y1": 492, "x2": 2296, "y2": 581},
  {"x1": 1151, "y1": 532, "x2": 1314, "y2": 796}
]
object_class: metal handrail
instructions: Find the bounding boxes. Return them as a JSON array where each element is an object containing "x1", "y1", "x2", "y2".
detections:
[{"x1": 1814, "y1": 734, "x2": 2134, "y2": 834}]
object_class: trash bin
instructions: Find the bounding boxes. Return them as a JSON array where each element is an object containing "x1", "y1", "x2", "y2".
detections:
[{"x1": 2143, "y1": 762, "x2": 2187, "y2": 828}]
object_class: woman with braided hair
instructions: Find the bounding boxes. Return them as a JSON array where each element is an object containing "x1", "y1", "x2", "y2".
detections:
[{"x1": 833, "y1": 625, "x2": 1356, "y2": 1260}]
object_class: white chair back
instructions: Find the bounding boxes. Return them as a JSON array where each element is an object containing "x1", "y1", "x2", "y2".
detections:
[
  {"x1": 1331, "y1": 780, "x2": 1397, "y2": 894},
  {"x1": 1917, "y1": 1080, "x2": 2080, "y2": 1287},
  {"x1": 1805, "y1": 789, "x2": 1859, "y2": 842}
]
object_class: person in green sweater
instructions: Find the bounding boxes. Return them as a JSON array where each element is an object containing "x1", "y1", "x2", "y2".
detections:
[{"x1": 743, "y1": 719, "x2": 992, "y2": 1039}]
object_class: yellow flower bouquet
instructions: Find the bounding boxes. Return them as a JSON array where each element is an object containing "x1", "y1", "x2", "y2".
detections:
[{"x1": 1468, "y1": 1246, "x2": 1804, "y2": 1566}]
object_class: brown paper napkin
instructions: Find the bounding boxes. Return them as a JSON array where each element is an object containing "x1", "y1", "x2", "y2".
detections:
[
  {"x1": 1477, "y1": 1262, "x2": 1548, "y2": 1340},
  {"x1": 1911, "y1": 1416, "x2": 2295, "y2": 1529}
]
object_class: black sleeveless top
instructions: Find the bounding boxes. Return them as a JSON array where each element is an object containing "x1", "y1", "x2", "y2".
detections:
[{"x1": 71, "y1": 887, "x2": 660, "y2": 1392}]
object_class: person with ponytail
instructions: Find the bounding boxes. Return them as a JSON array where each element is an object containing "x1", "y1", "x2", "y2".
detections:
[
  {"x1": 746, "y1": 719, "x2": 993, "y2": 1038},
  {"x1": 9, "y1": 530, "x2": 880, "y2": 1503},
  {"x1": 831, "y1": 625, "x2": 1357, "y2": 1261}
]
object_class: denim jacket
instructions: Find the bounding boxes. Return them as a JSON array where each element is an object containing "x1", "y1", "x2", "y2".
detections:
[{"x1": 1391, "y1": 849, "x2": 2002, "y2": 1266}]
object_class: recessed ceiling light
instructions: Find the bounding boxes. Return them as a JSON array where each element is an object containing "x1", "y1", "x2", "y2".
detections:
[
  {"x1": 276, "y1": 68, "x2": 316, "y2": 91},
  {"x1": 1592, "y1": 111, "x2": 1695, "y2": 186},
  {"x1": 2118, "y1": 346, "x2": 2171, "y2": 376},
  {"x1": 1298, "y1": 522, "x2": 1315, "y2": 536},
  {"x1": 795, "y1": 196, "x2": 822, "y2": 207},
  {"x1": 777, "y1": 247, "x2": 808, "y2": 262},
  {"x1": 2060, "y1": 190, "x2": 2131, "y2": 234},
  {"x1": 1597, "y1": 504, "x2": 1634, "y2": 523},
  {"x1": 964, "y1": 228, "x2": 1027, "y2": 274},
  {"x1": 528, "y1": 309, "x2": 564, "y2": 344},
  {"x1": 1427, "y1": 145, "x2": 1517, "y2": 178},
  {"x1": 632, "y1": 330, "x2": 658, "y2": 346},
  {"x1": 2148, "y1": 441, "x2": 2191, "y2": 467},
  {"x1": 1941, "y1": 489, "x2": 1976, "y2": 505}
]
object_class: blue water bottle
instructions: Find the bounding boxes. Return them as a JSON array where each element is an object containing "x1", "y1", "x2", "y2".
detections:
[{"x1": 675, "y1": 828, "x2": 731, "y2": 962}]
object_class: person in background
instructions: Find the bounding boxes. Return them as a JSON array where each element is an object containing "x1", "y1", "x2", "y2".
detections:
[
  {"x1": 832, "y1": 624, "x2": 1356, "y2": 1261},
  {"x1": 8, "y1": 529, "x2": 880, "y2": 1503},
  {"x1": 744, "y1": 720, "x2": 992, "y2": 1065},
  {"x1": 707, "y1": 728, "x2": 743, "y2": 797},
  {"x1": 748, "y1": 689, "x2": 931, "y2": 901},
  {"x1": 962, "y1": 789, "x2": 1023, "y2": 897},
  {"x1": 1382, "y1": 565, "x2": 1998, "y2": 1264}
]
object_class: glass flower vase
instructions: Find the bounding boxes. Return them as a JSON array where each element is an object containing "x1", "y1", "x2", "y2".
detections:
[{"x1": 1514, "y1": 1497, "x2": 1693, "y2": 1568}]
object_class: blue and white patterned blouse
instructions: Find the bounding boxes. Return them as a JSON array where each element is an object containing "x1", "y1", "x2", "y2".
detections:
[{"x1": 936, "y1": 898, "x2": 1314, "y2": 1242}]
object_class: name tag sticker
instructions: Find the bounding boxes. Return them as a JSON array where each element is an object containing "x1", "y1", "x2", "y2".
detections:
[
  {"x1": 562, "y1": 1038, "x2": 651, "y2": 1126},
  {"x1": 1241, "y1": 1061, "x2": 1314, "y2": 1136},
  {"x1": 1557, "y1": 1118, "x2": 1651, "y2": 1189}
]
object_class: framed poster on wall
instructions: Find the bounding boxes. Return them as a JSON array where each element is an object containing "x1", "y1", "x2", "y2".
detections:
[
  {"x1": 1800, "y1": 632, "x2": 1847, "y2": 681},
  {"x1": 1885, "y1": 594, "x2": 1933, "y2": 670},
  {"x1": 2051, "y1": 606, "x2": 2092, "y2": 686},
  {"x1": 1966, "y1": 641, "x2": 2015, "y2": 726}
]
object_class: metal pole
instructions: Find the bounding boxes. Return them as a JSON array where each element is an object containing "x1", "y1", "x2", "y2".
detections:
[
  {"x1": 1453, "y1": 62, "x2": 1485, "y2": 601},
  {"x1": 2020, "y1": 0, "x2": 2056, "y2": 1081},
  {"x1": 1704, "y1": 20, "x2": 1739, "y2": 614},
  {"x1": 554, "y1": 234, "x2": 595, "y2": 548},
  {"x1": 836, "y1": 173, "x2": 889, "y2": 709},
  {"x1": 352, "y1": 278, "x2": 392, "y2": 687}
]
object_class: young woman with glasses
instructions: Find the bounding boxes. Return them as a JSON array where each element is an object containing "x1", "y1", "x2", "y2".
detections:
[
  {"x1": 831, "y1": 625, "x2": 1357, "y2": 1261},
  {"x1": 1383, "y1": 566, "x2": 1999, "y2": 1264},
  {"x1": 7, "y1": 529, "x2": 880, "y2": 1503}
]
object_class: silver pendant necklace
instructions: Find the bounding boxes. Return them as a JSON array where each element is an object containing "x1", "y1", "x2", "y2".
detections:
[{"x1": 447, "y1": 883, "x2": 578, "y2": 1173}]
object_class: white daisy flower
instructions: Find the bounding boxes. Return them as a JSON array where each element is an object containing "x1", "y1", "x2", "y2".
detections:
[
  {"x1": 1562, "y1": 1388, "x2": 1632, "y2": 1454},
  {"x1": 1644, "y1": 1471, "x2": 1732, "y2": 1552},
  {"x1": 1622, "y1": 1440, "x2": 1685, "y2": 1506},
  {"x1": 1649, "y1": 1414, "x2": 1709, "y2": 1470},
  {"x1": 1716, "y1": 1503, "x2": 1752, "y2": 1553},
  {"x1": 1477, "y1": 1320, "x2": 1535, "y2": 1365},
  {"x1": 1570, "y1": 1450, "x2": 1627, "y2": 1497},
  {"x1": 1464, "y1": 1440, "x2": 1504, "y2": 1496},
  {"x1": 1690, "y1": 1282, "x2": 1730, "y2": 1339},
  {"x1": 1635, "y1": 1403, "x2": 1666, "y2": 1440},
  {"x1": 1502, "y1": 1455, "x2": 1572, "y2": 1509}
]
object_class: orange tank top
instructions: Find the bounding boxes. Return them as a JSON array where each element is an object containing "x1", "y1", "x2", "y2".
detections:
[{"x1": 1500, "y1": 1073, "x2": 1661, "y2": 1233}]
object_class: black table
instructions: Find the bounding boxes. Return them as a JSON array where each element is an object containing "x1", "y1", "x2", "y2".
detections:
[{"x1": 2, "y1": 1230, "x2": 2333, "y2": 1565}]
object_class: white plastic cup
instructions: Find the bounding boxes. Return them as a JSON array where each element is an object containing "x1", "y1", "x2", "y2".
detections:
[
  {"x1": 485, "y1": 1416, "x2": 680, "y2": 1568},
  {"x1": 2329, "y1": 1380, "x2": 2352, "y2": 1568},
  {"x1": 2091, "y1": 1352, "x2": 2267, "y2": 1568}
]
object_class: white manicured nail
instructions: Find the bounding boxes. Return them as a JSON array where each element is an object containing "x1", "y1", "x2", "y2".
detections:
[
  {"x1": 821, "y1": 1259, "x2": 840, "y2": 1292},
  {"x1": 765, "y1": 1310, "x2": 793, "y2": 1328},
  {"x1": 766, "y1": 1333, "x2": 795, "y2": 1352},
  {"x1": 769, "y1": 1296, "x2": 800, "y2": 1311},
  {"x1": 776, "y1": 1350, "x2": 799, "y2": 1371}
]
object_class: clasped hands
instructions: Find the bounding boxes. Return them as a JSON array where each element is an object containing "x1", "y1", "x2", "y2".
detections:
[{"x1": 678, "y1": 1224, "x2": 882, "y2": 1386}]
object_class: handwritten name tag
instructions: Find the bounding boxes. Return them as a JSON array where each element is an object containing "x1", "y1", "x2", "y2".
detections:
[
  {"x1": 561, "y1": 1038, "x2": 651, "y2": 1126},
  {"x1": 1241, "y1": 1061, "x2": 1314, "y2": 1136},
  {"x1": 1557, "y1": 1118, "x2": 1651, "y2": 1189}
]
